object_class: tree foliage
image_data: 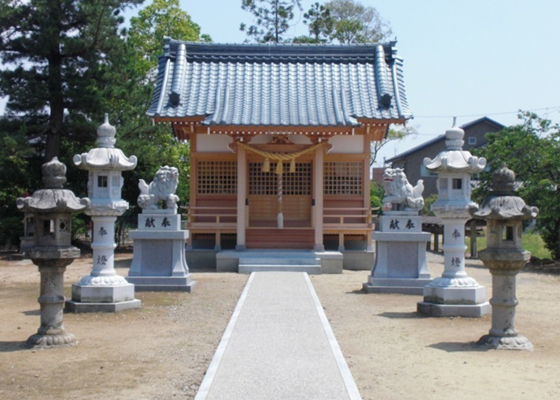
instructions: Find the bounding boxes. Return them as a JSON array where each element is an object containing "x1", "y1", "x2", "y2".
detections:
[
  {"x1": 0, "y1": 118, "x2": 42, "y2": 246},
  {"x1": 0, "y1": 0, "x2": 143, "y2": 161},
  {"x1": 325, "y1": 0, "x2": 391, "y2": 44},
  {"x1": 370, "y1": 182, "x2": 384, "y2": 212},
  {"x1": 0, "y1": 1, "x2": 206, "y2": 246},
  {"x1": 128, "y1": 0, "x2": 211, "y2": 81},
  {"x1": 473, "y1": 112, "x2": 560, "y2": 259},
  {"x1": 240, "y1": 0, "x2": 302, "y2": 43},
  {"x1": 296, "y1": 2, "x2": 334, "y2": 43}
]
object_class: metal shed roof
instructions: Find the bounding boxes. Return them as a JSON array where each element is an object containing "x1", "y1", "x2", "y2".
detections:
[{"x1": 147, "y1": 39, "x2": 412, "y2": 128}]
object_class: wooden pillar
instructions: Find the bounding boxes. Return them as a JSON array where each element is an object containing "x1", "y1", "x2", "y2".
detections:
[
  {"x1": 338, "y1": 232, "x2": 345, "y2": 252},
  {"x1": 364, "y1": 134, "x2": 373, "y2": 252},
  {"x1": 236, "y1": 145, "x2": 247, "y2": 251},
  {"x1": 314, "y1": 145, "x2": 324, "y2": 251}
]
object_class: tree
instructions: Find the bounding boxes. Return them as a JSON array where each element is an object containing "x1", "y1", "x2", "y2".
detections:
[
  {"x1": 473, "y1": 112, "x2": 560, "y2": 259},
  {"x1": 0, "y1": 0, "x2": 143, "y2": 162},
  {"x1": 128, "y1": 0, "x2": 211, "y2": 81},
  {"x1": 240, "y1": 0, "x2": 302, "y2": 43},
  {"x1": 371, "y1": 125, "x2": 417, "y2": 166},
  {"x1": 300, "y1": 2, "x2": 334, "y2": 43},
  {"x1": 325, "y1": 0, "x2": 392, "y2": 44},
  {"x1": 0, "y1": 118, "x2": 42, "y2": 247}
]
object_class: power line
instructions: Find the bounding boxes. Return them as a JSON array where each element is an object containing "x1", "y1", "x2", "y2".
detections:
[{"x1": 414, "y1": 106, "x2": 560, "y2": 119}]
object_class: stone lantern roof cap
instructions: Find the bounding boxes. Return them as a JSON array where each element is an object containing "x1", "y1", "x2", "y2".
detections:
[
  {"x1": 17, "y1": 157, "x2": 90, "y2": 213},
  {"x1": 96, "y1": 113, "x2": 117, "y2": 147},
  {"x1": 469, "y1": 165, "x2": 538, "y2": 220},
  {"x1": 423, "y1": 117, "x2": 487, "y2": 173},
  {"x1": 73, "y1": 115, "x2": 138, "y2": 171}
]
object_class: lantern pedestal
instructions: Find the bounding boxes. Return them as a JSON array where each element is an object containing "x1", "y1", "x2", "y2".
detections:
[
  {"x1": 66, "y1": 216, "x2": 141, "y2": 313},
  {"x1": 27, "y1": 254, "x2": 79, "y2": 348},
  {"x1": 417, "y1": 213, "x2": 490, "y2": 317},
  {"x1": 476, "y1": 236, "x2": 533, "y2": 349}
]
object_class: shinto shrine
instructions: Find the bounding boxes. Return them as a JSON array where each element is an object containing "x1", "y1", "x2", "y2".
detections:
[{"x1": 147, "y1": 39, "x2": 412, "y2": 271}]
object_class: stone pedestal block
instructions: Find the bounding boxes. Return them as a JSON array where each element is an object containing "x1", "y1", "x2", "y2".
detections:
[
  {"x1": 364, "y1": 214, "x2": 431, "y2": 295},
  {"x1": 127, "y1": 214, "x2": 195, "y2": 292}
]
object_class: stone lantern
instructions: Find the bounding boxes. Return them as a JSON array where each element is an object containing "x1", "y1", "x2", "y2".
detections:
[
  {"x1": 470, "y1": 165, "x2": 538, "y2": 350},
  {"x1": 417, "y1": 120, "x2": 490, "y2": 317},
  {"x1": 17, "y1": 158, "x2": 90, "y2": 348},
  {"x1": 66, "y1": 115, "x2": 141, "y2": 312}
]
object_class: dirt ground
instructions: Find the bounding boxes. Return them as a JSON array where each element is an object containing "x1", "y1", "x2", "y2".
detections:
[{"x1": 1, "y1": 252, "x2": 559, "y2": 400}]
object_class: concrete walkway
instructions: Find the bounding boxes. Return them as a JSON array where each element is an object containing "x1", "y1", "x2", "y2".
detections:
[{"x1": 194, "y1": 272, "x2": 362, "y2": 400}]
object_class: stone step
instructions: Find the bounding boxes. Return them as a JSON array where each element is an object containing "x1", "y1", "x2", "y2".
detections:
[
  {"x1": 239, "y1": 257, "x2": 320, "y2": 266},
  {"x1": 239, "y1": 255, "x2": 321, "y2": 274},
  {"x1": 238, "y1": 264, "x2": 322, "y2": 274}
]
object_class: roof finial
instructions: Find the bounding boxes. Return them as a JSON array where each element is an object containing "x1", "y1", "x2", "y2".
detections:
[{"x1": 452, "y1": 116, "x2": 457, "y2": 127}]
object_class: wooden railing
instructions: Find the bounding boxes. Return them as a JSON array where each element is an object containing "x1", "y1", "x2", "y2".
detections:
[
  {"x1": 184, "y1": 206, "x2": 238, "y2": 229},
  {"x1": 323, "y1": 207, "x2": 372, "y2": 229}
]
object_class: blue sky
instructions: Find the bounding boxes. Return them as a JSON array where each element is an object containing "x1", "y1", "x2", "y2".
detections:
[
  {"x1": 176, "y1": 0, "x2": 560, "y2": 165},
  {"x1": 4, "y1": 1, "x2": 552, "y2": 166}
]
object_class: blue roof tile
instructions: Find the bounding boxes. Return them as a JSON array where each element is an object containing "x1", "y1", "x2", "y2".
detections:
[{"x1": 147, "y1": 39, "x2": 413, "y2": 127}]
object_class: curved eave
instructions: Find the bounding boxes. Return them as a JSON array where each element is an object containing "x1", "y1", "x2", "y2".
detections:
[
  {"x1": 471, "y1": 196, "x2": 538, "y2": 220},
  {"x1": 424, "y1": 150, "x2": 486, "y2": 173},
  {"x1": 74, "y1": 148, "x2": 138, "y2": 171},
  {"x1": 17, "y1": 190, "x2": 90, "y2": 213}
]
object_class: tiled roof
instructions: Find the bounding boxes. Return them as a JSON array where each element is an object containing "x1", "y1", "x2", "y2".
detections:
[{"x1": 147, "y1": 39, "x2": 412, "y2": 127}]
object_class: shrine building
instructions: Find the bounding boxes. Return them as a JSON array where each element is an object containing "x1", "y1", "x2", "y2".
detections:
[{"x1": 147, "y1": 38, "x2": 412, "y2": 272}]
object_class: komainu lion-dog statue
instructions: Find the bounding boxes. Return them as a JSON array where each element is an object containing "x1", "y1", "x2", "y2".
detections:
[
  {"x1": 382, "y1": 168, "x2": 424, "y2": 211},
  {"x1": 138, "y1": 166, "x2": 179, "y2": 212}
]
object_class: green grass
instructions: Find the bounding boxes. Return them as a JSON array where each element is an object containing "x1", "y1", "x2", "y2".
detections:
[
  {"x1": 522, "y1": 232, "x2": 552, "y2": 259},
  {"x1": 464, "y1": 231, "x2": 552, "y2": 259}
]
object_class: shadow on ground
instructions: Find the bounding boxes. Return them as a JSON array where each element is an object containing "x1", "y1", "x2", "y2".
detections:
[
  {"x1": 378, "y1": 311, "x2": 428, "y2": 319},
  {"x1": 0, "y1": 341, "x2": 29, "y2": 353},
  {"x1": 429, "y1": 341, "x2": 490, "y2": 353}
]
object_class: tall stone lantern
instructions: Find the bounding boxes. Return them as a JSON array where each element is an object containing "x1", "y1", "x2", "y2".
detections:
[
  {"x1": 417, "y1": 121, "x2": 491, "y2": 317},
  {"x1": 17, "y1": 158, "x2": 90, "y2": 348},
  {"x1": 470, "y1": 166, "x2": 538, "y2": 350},
  {"x1": 66, "y1": 115, "x2": 141, "y2": 312}
]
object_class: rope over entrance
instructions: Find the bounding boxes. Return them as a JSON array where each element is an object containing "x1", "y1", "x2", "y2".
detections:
[{"x1": 237, "y1": 142, "x2": 325, "y2": 174}]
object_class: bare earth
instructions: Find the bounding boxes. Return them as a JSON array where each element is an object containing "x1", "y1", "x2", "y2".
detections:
[{"x1": 1, "y1": 252, "x2": 559, "y2": 400}]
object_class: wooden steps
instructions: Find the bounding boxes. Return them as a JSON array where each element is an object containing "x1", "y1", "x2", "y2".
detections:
[{"x1": 246, "y1": 228, "x2": 314, "y2": 249}]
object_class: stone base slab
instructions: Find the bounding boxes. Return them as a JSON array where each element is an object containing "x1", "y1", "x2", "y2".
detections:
[
  {"x1": 65, "y1": 299, "x2": 141, "y2": 313},
  {"x1": 27, "y1": 332, "x2": 77, "y2": 349},
  {"x1": 363, "y1": 278, "x2": 432, "y2": 295},
  {"x1": 216, "y1": 250, "x2": 343, "y2": 274},
  {"x1": 477, "y1": 334, "x2": 533, "y2": 351},
  {"x1": 423, "y1": 284, "x2": 487, "y2": 305},
  {"x1": 127, "y1": 275, "x2": 196, "y2": 292},
  {"x1": 417, "y1": 301, "x2": 491, "y2": 317},
  {"x1": 71, "y1": 282, "x2": 136, "y2": 303},
  {"x1": 342, "y1": 250, "x2": 374, "y2": 271}
]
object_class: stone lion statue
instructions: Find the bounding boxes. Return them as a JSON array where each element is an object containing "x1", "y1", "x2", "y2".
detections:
[
  {"x1": 138, "y1": 166, "x2": 179, "y2": 212},
  {"x1": 382, "y1": 168, "x2": 424, "y2": 211}
]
